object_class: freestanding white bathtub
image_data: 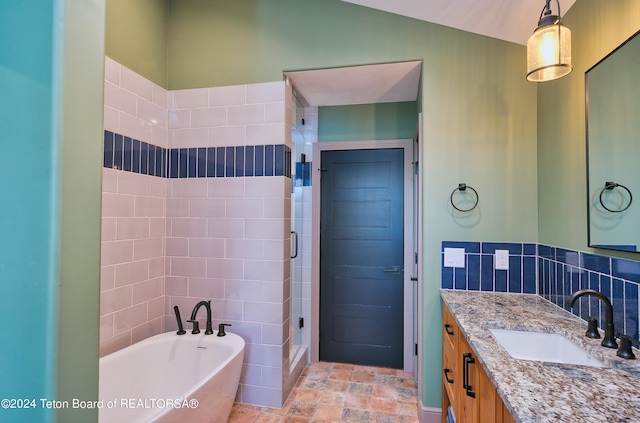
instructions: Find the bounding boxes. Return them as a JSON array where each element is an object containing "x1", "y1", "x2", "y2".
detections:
[{"x1": 99, "y1": 330, "x2": 245, "y2": 423}]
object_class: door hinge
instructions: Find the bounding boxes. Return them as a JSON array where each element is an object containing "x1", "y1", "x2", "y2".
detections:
[
  {"x1": 414, "y1": 343, "x2": 418, "y2": 356},
  {"x1": 299, "y1": 317, "x2": 304, "y2": 329},
  {"x1": 414, "y1": 252, "x2": 418, "y2": 264}
]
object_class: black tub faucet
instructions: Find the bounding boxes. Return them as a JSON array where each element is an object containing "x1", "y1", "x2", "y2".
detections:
[
  {"x1": 188, "y1": 300, "x2": 213, "y2": 335},
  {"x1": 567, "y1": 289, "x2": 617, "y2": 348}
]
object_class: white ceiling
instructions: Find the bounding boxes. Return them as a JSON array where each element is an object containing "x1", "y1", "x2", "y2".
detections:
[
  {"x1": 285, "y1": 61, "x2": 422, "y2": 107},
  {"x1": 341, "y1": 0, "x2": 577, "y2": 46},
  {"x1": 285, "y1": 0, "x2": 577, "y2": 107}
]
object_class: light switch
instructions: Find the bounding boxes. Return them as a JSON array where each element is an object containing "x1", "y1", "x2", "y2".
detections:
[
  {"x1": 444, "y1": 247, "x2": 465, "y2": 268},
  {"x1": 495, "y1": 250, "x2": 509, "y2": 270}
]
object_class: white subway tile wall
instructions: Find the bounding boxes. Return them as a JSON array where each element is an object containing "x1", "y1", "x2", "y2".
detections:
[
  {"x1": 100, "y1": 169, "x2": 167, "y2": 357},
  {"x1": 101, "y1": 57, "x2": 297, "y2": 407}
]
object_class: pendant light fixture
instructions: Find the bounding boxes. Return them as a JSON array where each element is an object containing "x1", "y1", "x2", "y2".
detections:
[{"x1": 526, "y1": 0, "x2": 572, "y2": 82}]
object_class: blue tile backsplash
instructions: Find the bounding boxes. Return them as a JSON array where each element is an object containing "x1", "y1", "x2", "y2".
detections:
[
  {"x1": 441, "y1": 241, "x2": 537, "y2": 294},
  {"x1": 442, "y1": 241, "x2": 640, "y2": 339},
  {"x1": 103, "y1": 130, "x2": 291, "y2": 179}
]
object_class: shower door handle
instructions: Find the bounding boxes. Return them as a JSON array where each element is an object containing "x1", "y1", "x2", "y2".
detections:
[
  {"x1": 383, "y1": 266, "x2": 400, "y2": 274},
  {"x1": 290, "y1": 231, "x2": 298, "y2": 259}
]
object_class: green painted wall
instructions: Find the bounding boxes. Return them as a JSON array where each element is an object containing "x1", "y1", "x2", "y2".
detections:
[
  {"x1": 537, "y1": 0, "x2": 640, "y2": 261},
  {"x1": 106, "y1": 0, "x2": 168, "y2": 87},
  {"x1": 106, "y1": 0, "x2": 538, "y2": 409},
  {"x1": 418, "y1": 28, "x2": 537, "y2": 411},
  {"x1": 0, "y1": 1, "x2": 104, "y2": 422},
  {"x1": 318, "y1": 102, "x2": 418, "y2": 142},
  {"x1": 167, "y1": 0, "x2": 435, "y2": 89},
  {"x1": 55, "y1": 1, "x2": 105, "y2": 422},
  {"x1": 164, "y1": 0, "x2": 537, "y2": 409}
]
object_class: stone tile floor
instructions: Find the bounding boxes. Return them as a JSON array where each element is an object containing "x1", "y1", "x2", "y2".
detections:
[{"x1": 229, "y1": 362, "x2": 419, "y2": 422}]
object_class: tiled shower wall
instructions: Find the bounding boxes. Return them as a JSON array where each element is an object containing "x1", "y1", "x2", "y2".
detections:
[
  {"x1": 441, "y1": 241, "x2": 640, "y2": 340},
  {"x1": 101, "y1": 57, "x2": 299, "y2": 407},
  {"x1": 164, "y1": 81, "x2": 294, "y2": 407},
  {"x1": 100, "y1": 58, "x2": 169, "y2": 356}
]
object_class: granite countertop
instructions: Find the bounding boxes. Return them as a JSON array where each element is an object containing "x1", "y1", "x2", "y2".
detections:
[{"x1": 440, "y1": 290, "x2": 640, "y2": 423}]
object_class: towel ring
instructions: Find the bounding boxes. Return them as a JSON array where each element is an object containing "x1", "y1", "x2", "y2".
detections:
[
  {"x1": 599, "y1": 181, "x2": 633, "y2": 213},
  {"x1": 450, "y1": 183, "x2": 479, "y2": 212}
]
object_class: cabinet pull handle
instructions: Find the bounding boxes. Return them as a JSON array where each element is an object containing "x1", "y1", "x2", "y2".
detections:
[
  {"x1": 443, "y1": 368, "x2": 454, "y2": 384},
  {"x1": 463, "y1": 353, "x2": 476, "y2": 398},
  {"x1": 462, "y1": 353, "x2": 470, "y2": 390},
  {"x1": 444, "y1": 324, "x2": 454, "y2": 336}
]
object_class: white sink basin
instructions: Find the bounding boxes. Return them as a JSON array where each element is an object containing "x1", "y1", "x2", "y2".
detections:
[{"x1": 489, "y1": 329, "x2": 605, "y2": 367}]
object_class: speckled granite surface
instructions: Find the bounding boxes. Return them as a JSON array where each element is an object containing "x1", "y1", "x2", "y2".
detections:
[{"x1": 441, "y1": 290, "x2": 640, "y2": 423}]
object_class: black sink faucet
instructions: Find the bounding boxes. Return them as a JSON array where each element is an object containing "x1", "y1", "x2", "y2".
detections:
[
  {"x1": 567, "y1": 289, "x2": 617, "y2": 348},
  {"x1": 188, "y1": 300, "x2": 214, "y2": 335}
]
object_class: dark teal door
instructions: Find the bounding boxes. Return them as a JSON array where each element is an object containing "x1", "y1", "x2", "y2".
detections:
[{"x1": 319, "y1": 148, "x2": 404, "y2": 369}]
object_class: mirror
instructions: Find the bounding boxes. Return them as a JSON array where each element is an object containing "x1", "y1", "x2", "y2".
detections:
[{"x1": 586, "y1": 30, "x2": 640, "y2": 252}]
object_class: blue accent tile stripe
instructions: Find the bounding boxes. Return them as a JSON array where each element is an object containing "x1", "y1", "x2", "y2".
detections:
[
  {"x1": 169, "y1": 148, "x2": 178, "y2": 178},
  {"x1": 265, "y1": 145, "x2": 274, "y2": 176},
  {"x1": 245, "y1": 146, "x2": 254, "y2": 177},
  {"x1": 103, "y1": 130, "x2": 291, "y2": 180},
  {"x1": 104, "y1": 131, "x2": 114, "y2": 169},
  {"x1": 206, "y1": 148, "x2": 216, "y2": 178},
  {"x1": 275, "y1": 144, "x2": 285, "y2": 176},
  {"x1": 255, "y1": 145, "x2": 264, "y2": 177},
  {"x1": 140, "y1": 141, "x2": 148, "y2": 175},
  {"x1": 114, "y1": 134, "x2": 123, "y2": 170},
  {"x1": 235, "y1": 146, "x2": 245, "y2": 177},
  {"x1": 179, "y1": 148, "x2": 188, "y2": 178},
  {"x1": 225, "y1": 146, "x2": 234, "y2": 177},
  {"x1": 132, "y1": 139, "x2": 141, "y2": 173},
  {"x1": 216, "y1": 146, "x2": 225, "y2": 178},
  {"x1": 123, "y1": 136, "x2": 132, "y2": 172},
  {"x1": 197, "y1": 148, "x2": 206, "y2": 178},
  {"x1": 188, "y1": 148, "x2": 197, "y2": 178}
]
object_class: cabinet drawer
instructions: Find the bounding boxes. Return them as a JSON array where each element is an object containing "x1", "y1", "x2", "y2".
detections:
[
  {"x1": 442, "y1": 304, "x2": 457, "y2": 352},
  {"x1": 442, "y1": 341, "x2": 456, "y2": 403}
]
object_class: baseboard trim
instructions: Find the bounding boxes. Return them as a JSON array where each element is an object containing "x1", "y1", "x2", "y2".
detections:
[{"x1": 419, "y1": 401, "x2": 442, "y2": 423}]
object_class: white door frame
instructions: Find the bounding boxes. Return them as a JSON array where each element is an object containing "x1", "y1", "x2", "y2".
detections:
[{"x1": 311, "y1": 139, "x2": 416, "y2": 372}]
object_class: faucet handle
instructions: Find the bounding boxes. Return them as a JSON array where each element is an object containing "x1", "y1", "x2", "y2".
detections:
[
  {"x1": 582, "y1": 315, "x2": 601, "y2": 339},
  {"x1": 217, "y1": 323, "x2": 231, "y2": 337},
  {"x1": 187, "y1": 319, "x2": 200, "y2": 334},
  {"x1": 616, "y1": 334, "x2": 638, "y2": 359}
]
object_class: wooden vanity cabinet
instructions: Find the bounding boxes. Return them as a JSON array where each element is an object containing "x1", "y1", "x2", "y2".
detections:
[
  {"x1": 442, "y1": 303, "x2": 458, "y2": 421},
  {"x1": 442, "y1": 302, "x2": 515, "y2": 423}
]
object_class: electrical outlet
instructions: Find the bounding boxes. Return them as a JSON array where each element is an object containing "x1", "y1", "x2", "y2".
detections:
[{"x1": 495, "y1": 250, "x2": 509, "y2": 270}]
